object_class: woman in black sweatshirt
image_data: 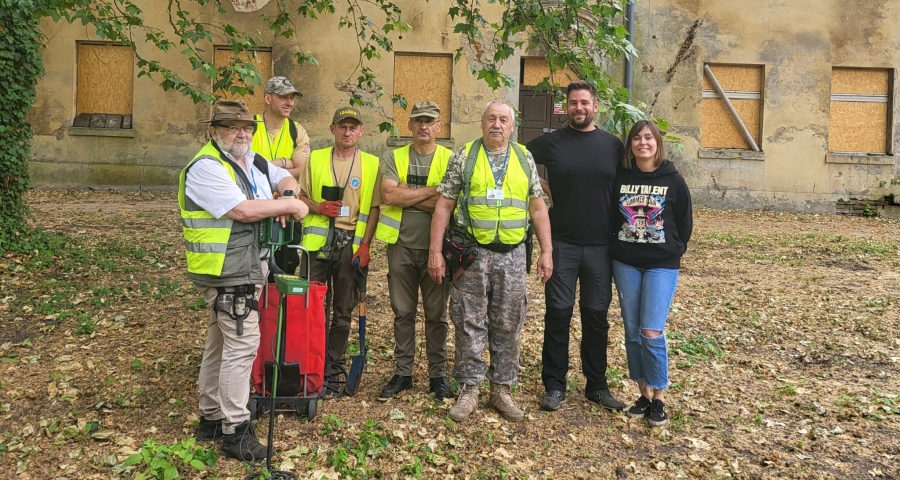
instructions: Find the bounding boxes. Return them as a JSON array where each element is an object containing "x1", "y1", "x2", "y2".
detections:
[{"x1": 610, "y1": 120, "x2": 693, "y2": 427}]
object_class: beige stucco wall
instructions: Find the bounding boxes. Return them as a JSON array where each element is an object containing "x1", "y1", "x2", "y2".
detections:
[
  {"x1": 28, "y1": 0, "x2": 517, "y2": 189},
  {"x1": 632, "y1": 0, "x2": 900, "y2": 212}
]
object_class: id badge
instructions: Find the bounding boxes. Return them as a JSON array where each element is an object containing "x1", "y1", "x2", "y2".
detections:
[
  {"x1": 486, "y1": 189, "x2": 505, "y2": 201},
  {"x1": 339, "y1": 206, "x2": 351, "y2": 217}
]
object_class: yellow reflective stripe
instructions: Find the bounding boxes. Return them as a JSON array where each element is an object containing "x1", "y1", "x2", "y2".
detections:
[
  {"x1": 467, "y1": 196, "x2": 529, "y2": 209},
  {"x1": 358, "y1": 212, "x2": 369, "y2": 223},
  {"x1": 181, "y1": 218, "x2": 232, "y2": 228},
  {"x1": 378, "y1": 214, "x2": 401, "y2": 230},
  {"x1": 353, "y1": 235, "x2": 363, "y2": 247},
  {"x1": 303, "y1": 225, "x2": 329, "y2": 236},
  {"x1": 184, "y1": 240, "x2": 228, "y2": 254},
  {"x1": 468, "y1": 218, "x2": 529, "y2": 230}
]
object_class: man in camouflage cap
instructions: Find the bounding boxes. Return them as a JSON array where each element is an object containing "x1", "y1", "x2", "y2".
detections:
[
  {"x1": 428, "y1": 99, "x2": 553, "y2": 422},
  {"x1": 252, "y1": 76, "x2": 312, "y2": 274}
]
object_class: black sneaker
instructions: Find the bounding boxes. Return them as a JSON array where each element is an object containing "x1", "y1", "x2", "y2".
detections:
[
  {"x1": 586, "y1": 389, "x2": 625, "y2": 411},
  {"x1": 195, "y1": 416, "x2": 223, "y2": 442},
  {"x1": 626, "y1": 396, "x2": 652, "y2": 420},
  {"x1": 221, "y1": 421, "x2": 268, "y2": 463},
  {"x1": 648, "y1": 399, "x2": 669, "y2": 427},
  {"x1": 429, "y1": 377, "x2": 453, "y2": 400},
  {"x1": 540, "y1": 390, "x2": 566, "y2": 411},
  {"x1": 378, "y1": 375, "x2": 413, "y2": 400}
]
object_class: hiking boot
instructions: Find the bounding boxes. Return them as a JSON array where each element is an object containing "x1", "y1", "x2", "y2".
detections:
[
  {"x1": 586, "y1": 389, "x2": 625, "y2": 411},
  {"x1": 488, "y1": 383, "x2": 524, "y2": 422},
  {"x1": 221, "y1": 421, "x2": 268, "y2": 463},
  {"x1": 429, "y1": 377, "x2": 453, "y2": 400},
  {"x1": 195, "y1": 416, "x2": 223, "y2": 442},
  {"x1": 648, "y1": 399, "x2": 669, "y2": 427},
  {"x1": 378, "y1": 375, "x2": 413, "y2": 400},
  {"x1": 539, "y1": 390, "x2": 566, "y2": 412},
  {"x1": 627, "y1": 396, "x2": 652, "y2": 420},
  {"x1": 449, "y1": 384, "x2": 479, "y2": 422}
]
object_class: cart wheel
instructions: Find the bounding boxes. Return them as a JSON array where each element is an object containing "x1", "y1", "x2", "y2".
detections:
[
  {"x1": 305, "y1": 398, "x2": 318, "y2": 421},
  {"x1": 248, "y1": 397, "x2": 259, "y2": 420}
]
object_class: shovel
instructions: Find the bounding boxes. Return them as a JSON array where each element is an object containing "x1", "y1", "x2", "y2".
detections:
[{"x1": 343, "y1": 263, "x2": 368, "y2": 396}]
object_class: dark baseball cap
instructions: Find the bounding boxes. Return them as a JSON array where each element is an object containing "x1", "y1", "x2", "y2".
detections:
[
  {"x1": 332, "y1": 106, "x2": 363, "y2": 124},
  {"x1": 410, "y1": 101, "x2": 441, "y2": 119}
]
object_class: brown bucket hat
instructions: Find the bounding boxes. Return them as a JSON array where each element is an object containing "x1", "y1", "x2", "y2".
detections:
[{"x1": 201, "y1": 99, "x2": 260, "y2": 124}]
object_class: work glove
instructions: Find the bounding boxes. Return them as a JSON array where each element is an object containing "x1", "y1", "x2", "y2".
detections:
[
  {"x1": 351, "y1": 243, "x2": 371, "y2": 268},
  {"x1": 318, "y1": 200, "x2": 342, "y2": 218}
]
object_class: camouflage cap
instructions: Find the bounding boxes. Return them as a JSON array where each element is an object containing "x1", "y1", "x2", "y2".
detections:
[
  {"x1": 201, "y1": 99, "x2": 260, "y2": 124},
  {"x1": 332, "y1": 106, "x2": 363, "y2": 124},
  {"x1": 264, "y1": 76, "x2": 303, "y2": 97},
  {"x1": 410, "y1": 101, "x2": 441, "y2": 119}
]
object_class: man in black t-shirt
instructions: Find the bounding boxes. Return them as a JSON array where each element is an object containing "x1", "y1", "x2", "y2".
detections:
[{"x1": 526, "y1": 81, "x2": 626, "y2": 412}]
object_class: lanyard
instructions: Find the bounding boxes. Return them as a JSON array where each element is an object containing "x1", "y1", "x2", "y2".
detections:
[
  {"x1": 331, "y1": 148, "x2": 357, "y2": 191},
  {"x1": 262, "y1": 114, "x2": 284, "y2": 161},
  {"x1": 487, "y1": 144, "x2": 511, "y2": 189},
  {"x1": 248, "y1": 163, "x2": 259, "y2": 198}
]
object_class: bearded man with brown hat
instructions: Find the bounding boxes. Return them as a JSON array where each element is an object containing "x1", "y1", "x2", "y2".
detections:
[{"x1": 179, "y1": 99, "x2": 308, "y2": 462}]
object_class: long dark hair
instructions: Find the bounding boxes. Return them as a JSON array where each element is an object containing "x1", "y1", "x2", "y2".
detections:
[{"x1": 622, "y1": 120, "x2": 665, "y2": 169}]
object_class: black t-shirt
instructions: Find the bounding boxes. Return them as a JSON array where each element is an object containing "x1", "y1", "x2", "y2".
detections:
[{"x1": 526, "y1": 127, "x2": 623, "y2": 245}]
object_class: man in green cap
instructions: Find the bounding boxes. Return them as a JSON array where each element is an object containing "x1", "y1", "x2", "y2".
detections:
[
  {"x1": 375, "y1": 101, "x2": 453, "y2": 401},
  {"x1": 298, "y1": 107, "x2": 383, "y2": 382}
]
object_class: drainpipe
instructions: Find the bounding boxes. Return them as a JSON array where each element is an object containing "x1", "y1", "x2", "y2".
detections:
[{"x1": 625, "y1": 0, "x2": 635, "y2": 104}]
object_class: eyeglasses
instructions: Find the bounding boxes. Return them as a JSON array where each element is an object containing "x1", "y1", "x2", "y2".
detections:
[
  {"x1": 411, "y1": 118, "x2": 438, "y2": 126},
  {"x1": 217, "y1": 125, "x2": 255, "y2": 134}
]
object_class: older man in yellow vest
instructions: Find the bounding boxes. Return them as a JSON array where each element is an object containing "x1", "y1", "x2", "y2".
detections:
[
  {"x1": 180, "y1": 99, "x2": 308, "y2": 461},
  {"x1": 428, "y1": 100, "x2": 553, "y2": 423},
  {"x1": 298, "y1": 106, "x2": 383, "y2": 381},
  {"x1": 375, "y1": 101, "x2": 453, "y2": 401}
]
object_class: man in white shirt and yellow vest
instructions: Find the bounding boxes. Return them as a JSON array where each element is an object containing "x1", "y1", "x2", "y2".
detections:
[
  {"x1": 180, "y1": 100, "x2": 308, "y2": 461},
  {"x1": 428, "y1": 100, "x2": 553, "y2": 422},
  {"x1": 375, "y1": 101, "x2": 453, "y2": 401},
  {"x1": 298, "y1": 106, "x2": 383, "y2": 381},
  {"x1": 252, "y1": 76, "x2": 312, "y2": 274}
]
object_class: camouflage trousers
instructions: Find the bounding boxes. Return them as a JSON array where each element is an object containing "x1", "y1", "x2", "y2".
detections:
[{"x1": 449, "y1": 244, "x2": 527, "y2": 386}]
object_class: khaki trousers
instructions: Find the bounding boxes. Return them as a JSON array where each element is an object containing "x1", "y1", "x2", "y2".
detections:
[
  {"x1": 196, "y1": 261, "x2": 266, "y2": 433},
  {"x1": 387, "y1": 243, "x2": 450, "y2": 378}
]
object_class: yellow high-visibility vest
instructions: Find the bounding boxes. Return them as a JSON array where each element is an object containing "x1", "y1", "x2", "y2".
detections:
[
  {"x1": 455, "y1": 140, "x2": 530, "y2": 245},
  {"x1": 251, "y1": 115, "x2": 295, "y2": 161},
  {"x1": 375, "y1": 144, "x2": 451, "y2": 244},
  {"x1": 178, "y1": 143, "x2": 240, "y2": 276},
  {"x1": 302, "y1": 147, "x2": 379, "y2": 252}
]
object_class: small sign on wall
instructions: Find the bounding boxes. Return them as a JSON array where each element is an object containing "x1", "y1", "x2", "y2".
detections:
[{"x1": 553, "y1": 102, "x2": 565, "y2": 115}]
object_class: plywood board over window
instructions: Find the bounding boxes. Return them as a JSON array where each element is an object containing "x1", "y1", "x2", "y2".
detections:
[
  {"x1": 521, "y1": 58, "x2": 579, "y2": 88},
  {"x1": 214, "y1": 48, "x2": 273, "y2": 115},
  {"x1": 393, "y1": 54, "x2": 452, "y2": 139},
  {"x1": 828, "y1": 67, "x2": 892, "y2": 154},
  {"x1": 701, "y1": 64, "x2": 763, "y2": 150},
  {"x1": 76, "y1": 43, "x2": 134, "y2": 115}
]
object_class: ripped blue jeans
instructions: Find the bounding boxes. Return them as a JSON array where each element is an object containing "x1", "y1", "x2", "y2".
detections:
[{"x1": 612, "y1": 260, "x2": 680, "y2": 390}]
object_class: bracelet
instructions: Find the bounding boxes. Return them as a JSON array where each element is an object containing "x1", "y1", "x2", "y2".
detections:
[{"x1": 281, "y1": 159, "x2": 286, "y2": 168}]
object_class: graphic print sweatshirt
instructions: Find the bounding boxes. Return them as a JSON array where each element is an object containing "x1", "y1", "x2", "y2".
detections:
[{"x1": 610, "y1": 159, "x2": 693, "y2": 269}]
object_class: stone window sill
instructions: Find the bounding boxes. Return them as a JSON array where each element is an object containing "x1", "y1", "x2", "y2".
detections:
[
  {"x1": 67, "y1": 127, "x2": 135, "y2": 138},
  {"x1": 825, "y1": 153, "x2": 893, "y2": 165},
  {"x1": 698, "y1": 148, "x2": 765, "y2": 160},
  {"x1": 387, "y1": 136, "x2": 454, "y2": 148}
]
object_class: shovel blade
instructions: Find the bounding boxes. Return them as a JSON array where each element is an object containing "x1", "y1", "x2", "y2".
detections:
[{"x1": 344, "y1": 354, "x2": 365, "y2": 396}]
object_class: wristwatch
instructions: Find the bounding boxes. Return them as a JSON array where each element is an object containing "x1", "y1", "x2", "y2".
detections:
[{"x1": 280, "y1": 190, "x2": 295, "y2": 198}]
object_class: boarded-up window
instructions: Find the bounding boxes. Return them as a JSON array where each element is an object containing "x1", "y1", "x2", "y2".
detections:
[
  {"x1": 213, "y1": 47, "x2": 273, "y2": 115},
  {"x1": 76, "y1": 43, "x2": 134, "y2": 116},
  {"x1": 393, "y1": 53, "x2": 452, "y2": 139},
  {"x1": 521, "y1": 58, "x2": 578, "y2": 88},
  {"x1": 701, "y1": 65, "x2": 763, "y2": 149},
  {"x1": 829, "y1": 68, "x2": 892, "y2": 154}
]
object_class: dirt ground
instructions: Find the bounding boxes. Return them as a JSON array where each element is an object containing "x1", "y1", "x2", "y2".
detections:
[{"x1": 1, "y1": 190, "x2": 899, "y2": 479}]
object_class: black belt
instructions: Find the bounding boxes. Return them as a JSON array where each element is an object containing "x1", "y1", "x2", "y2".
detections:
[{"x1": 477, "y1": 242, "x2": 522, "y2": 253}]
